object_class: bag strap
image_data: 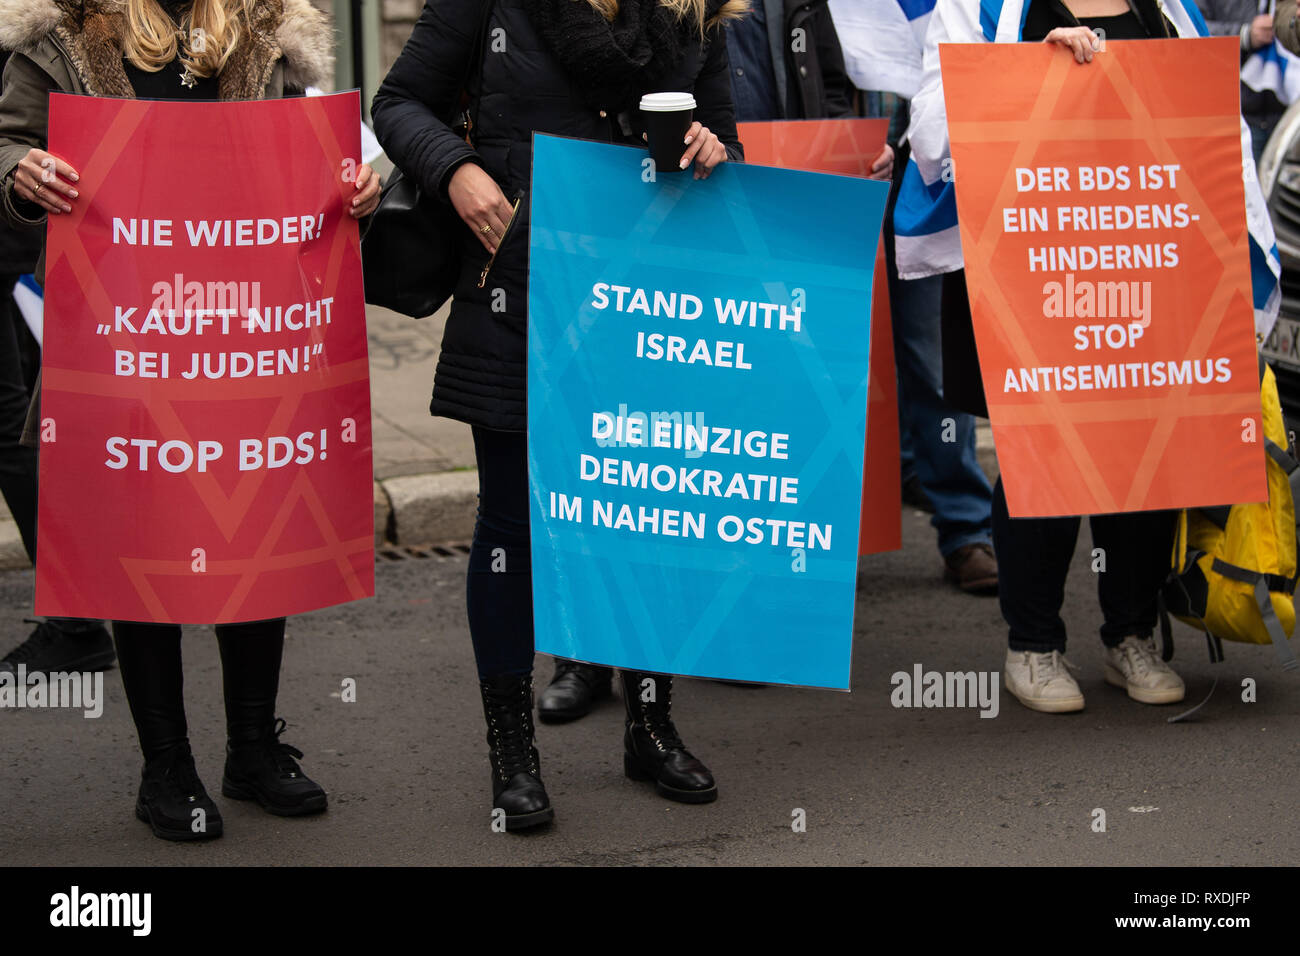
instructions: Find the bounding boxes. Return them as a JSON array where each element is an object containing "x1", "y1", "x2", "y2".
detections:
[
  {"x1": 1167, "y1": 551, "x2": 1224, "y2": 665},
  {"x1": 1157, "y1": 588, "x2": 1176, "y2": 662},
  {"x1": 1252, "y1": 577, "x2": 1300, "y2": 671},
  {"x1": 1264, "y1": 436, "x2": 1300, "y2": 539},
  {"x1": 1209, "y1": 558, "x2": 1296, "y2": 595},
  {"x1": 1205, "y1": 558, "x2": 1299, "y2": 670},
  {"x1": 1162, "y1": 567, "x2": 1226, "y2": 723}
]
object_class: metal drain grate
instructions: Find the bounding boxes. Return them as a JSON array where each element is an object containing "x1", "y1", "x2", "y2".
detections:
[{"x1": 377, "y1": 543, "x2": 472, "y2": 561}]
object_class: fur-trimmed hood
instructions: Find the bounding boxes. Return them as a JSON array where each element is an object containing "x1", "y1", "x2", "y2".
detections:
[{"x1": 0, "y1": 0, "x2": 334, "y2": 99}]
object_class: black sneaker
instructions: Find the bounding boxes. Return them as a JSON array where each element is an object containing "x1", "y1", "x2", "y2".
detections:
[
  {"x1": 0, "y1": 620, "x2": 115, "y2": 675},
  {"x1": 221, "y1": 718, "x2": 327, "y2": 816},
  {"x1": 135, "y1": 744, "x2": 224, "y2": 841}
]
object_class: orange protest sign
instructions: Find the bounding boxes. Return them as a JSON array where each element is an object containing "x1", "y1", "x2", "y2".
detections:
[
  {"x1": 940, "y1": 39, "x2": 1266, "y2": 518},
  {"x1": 739, "y1": 118, "x2": 891, "y2": 178},
  {"x1": 739, "y1": 119, "x2": 901, "y2": 554}
]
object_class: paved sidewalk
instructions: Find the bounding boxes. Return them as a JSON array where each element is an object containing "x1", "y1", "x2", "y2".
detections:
[
  {"x1": 0, "y1": 301, "x2": 998, "y2": 569},
  {"x1": 4, "y1": 511, "x2": 1293, "y2": 866}
]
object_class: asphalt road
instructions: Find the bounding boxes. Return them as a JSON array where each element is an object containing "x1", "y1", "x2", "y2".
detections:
[{"x1": 1, "y1": 509, "x2": 1295, "y2": 866}]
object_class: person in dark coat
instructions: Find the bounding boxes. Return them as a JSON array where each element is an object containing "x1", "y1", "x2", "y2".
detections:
[
  {"x1": 0, "y1": 49, "x2": 115, "y2": 676},
  {"x1": 725, "y1": 0, "x2": 854, "y2": 121},
  {"x1": 372, "y1": 0, "x2": 746, "y2": 830},
  {"x1": 537, "y1": 0, "x2": 880, "y2": 729},
  {"x1": 0, "y1": 0, "x2": 381, "y2": 842}
]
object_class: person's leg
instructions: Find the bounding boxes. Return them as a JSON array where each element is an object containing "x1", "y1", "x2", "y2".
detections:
[
  {"x1": 1092, "y1": 511, "x2": 1178, "y2": 647},
  {"x1": 0, "y1": 276, "x2": 38, "y2": 560},
  {"x1": 467, "y1": 427, "x2": 536, "y2": 677},
  {"x1": 1091, "y1": 511, "x2": 1185, "y2": 704},
  {"x1": 112, "y1": 621, "x2": 188, "y2": 760},
  {"x1": 897, "y1": 411, "x2": 935, "y2": 512},
  {"x1": 993, "y1": 478, "x2": 1086, "y2": 712},
  {"x1": 993, "y1": 479, "x2": 1079, "y2": 653},
  {"x1": 216, "y1": 618, "x2": 285, "y2": 741},
  {"x1": 890, "y1": 269, "x2": 995, "y2": 588},
  {"x1": 216, "y1": 617, "x2": 326, "y2": 815},
  {"x1": 467, "y1": 426, "x2": 551, "y2": 830},
  {"x1": 112, "y1": 620, "x2": 222, "y2": 840},
  {"x1": 0, "y1": 279, "x2": 114, "y2": 673},
  {"x1": 621, "y1": 669, "x2": 717, "y2": 803}
]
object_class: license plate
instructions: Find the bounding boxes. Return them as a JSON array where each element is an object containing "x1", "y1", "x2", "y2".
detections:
[{"x1": 1262, "y1": 317, "x2": 1300, "y2": 370}]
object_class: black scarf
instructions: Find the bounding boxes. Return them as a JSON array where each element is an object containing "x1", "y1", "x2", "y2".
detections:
[{"x1": 526, "y1": 0, "x2": 694, "y2": 110}]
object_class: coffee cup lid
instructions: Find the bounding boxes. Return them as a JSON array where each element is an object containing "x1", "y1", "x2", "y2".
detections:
[{"x1": 639, "y1": 92, "x2": 696, "y2": 112}]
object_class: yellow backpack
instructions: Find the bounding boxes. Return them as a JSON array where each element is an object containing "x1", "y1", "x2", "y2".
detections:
[{"x1": 1161, "y1": 360, "x2": 1299, "y2": 674}]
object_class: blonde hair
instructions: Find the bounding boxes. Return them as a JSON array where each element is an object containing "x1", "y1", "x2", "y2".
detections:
[
  {"x1": 585, "y1": 0, "x2": 749, "y2": 36},
  {"x1": 123, "y1": 0, "x2": 254, "y2": 78}
]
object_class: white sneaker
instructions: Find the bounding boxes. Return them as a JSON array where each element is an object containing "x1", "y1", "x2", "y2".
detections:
[
  {"x1": 1104, "y1": 636, "x2": 1185, "y2": 704},
  {"x1": 1004, "y1": 649, "x2": 1085, "y2": 713}
]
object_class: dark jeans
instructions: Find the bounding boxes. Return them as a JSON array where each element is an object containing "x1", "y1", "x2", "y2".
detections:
[
  {"x1": 0, "y1": 275, "x2": 39, "y2": 559},
  {"x1": 882, "y1": 122, "x2": 994, "y2": 557},
  {"x1": 112, "y1": 619, "x2": 286, "y2": 762},
  {"x1": 466, "y1": 426, "x2": 534, "y2": 679},
  {"x1": 890, "y1": 271, "x2": 994, "y2": 557},
  {"x1": 992, "y1": 477, "x2": 1176, "y2": 653},
  {"x1": 1247, "y1": 114, "x2": 1280, "y2": 170}
]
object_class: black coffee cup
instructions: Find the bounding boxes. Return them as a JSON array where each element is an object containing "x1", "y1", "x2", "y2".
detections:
[{"x1": 640, "y1": 92, "x2": 696, "y2": 173}]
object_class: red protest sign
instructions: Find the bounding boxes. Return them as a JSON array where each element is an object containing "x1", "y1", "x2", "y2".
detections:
[
  {"x1": 738, "y1": 118, "x2": 901, "y2": 554},
  {"x1": 35, "y1": 92, "x2": 374, "y2": 623},
  {"x1": 940, "y1": 40, "x2": 1265, "y2": 517}
]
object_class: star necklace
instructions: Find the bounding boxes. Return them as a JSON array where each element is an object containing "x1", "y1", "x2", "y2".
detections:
[{"x1": 176, "y1": 24, "x2": 197, "y2": 88}]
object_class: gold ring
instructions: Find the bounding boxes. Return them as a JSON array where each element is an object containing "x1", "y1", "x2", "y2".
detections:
[
  {"x1": 480, "y1": 223, "x2": 494, "y2": 235},
  {"x1": 34, "y1": 183, "x2": 43, "y2": 195}
]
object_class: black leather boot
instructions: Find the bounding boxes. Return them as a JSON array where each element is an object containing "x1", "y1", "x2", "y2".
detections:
[
  {"x1": 480, "y1": 674, "x2": 553, "y2": 830},
  {"x1": 135, "y1": 742, "x2": 223, "y2": 841},
  {"x1": 221, "y1": 718, "x2": 327, "y2": 816},
  {"x1": 621, "y1": 671, "x2": 717, "y2": 804},
  {"x1": 538, "y1": 658, "x2": 612, "y2": 723}
]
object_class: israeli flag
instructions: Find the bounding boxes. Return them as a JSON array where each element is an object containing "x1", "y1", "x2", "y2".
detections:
[
  {"x1": 896, "y1": 0, "x2": 1281, "y2": 338},
  {"x1": 1242, "y1": 2, "x2": 1300, "y2": 104},
  {"x1": 11, "y1": 274, "x2": 42, "y2": 348},
  {"x1": 828, "y1": 0, "x2": 937, "y2": 98}
]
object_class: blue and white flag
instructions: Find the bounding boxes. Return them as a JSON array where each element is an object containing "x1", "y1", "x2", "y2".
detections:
[
  {"x1": 828, "y1": 0, "x2": 936, "y2": 98},
  {"x1": 897, "y1": 0, "x2": 1281, "y2": 338},
  {"x1": 11, "y1": 274, "x2": 42, "y2": 347},
  {"x1": 1242, "y1": 2, "x2": 1300, "y2": 105}
]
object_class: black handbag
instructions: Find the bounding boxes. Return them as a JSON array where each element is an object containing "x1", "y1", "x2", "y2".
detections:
[
  {"x1": 361, "y1": 168, "x2": 461, "y2": 318},
  {"x1": 361, "y1": 1, "x2": 495, "y2": 318}
]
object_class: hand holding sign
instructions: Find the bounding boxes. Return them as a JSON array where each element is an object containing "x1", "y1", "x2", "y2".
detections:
[
  {"x1": 36, "y1": 92, "x2": 374, "y2": 624},
  {"x1": 940, "y1": 38, "x2": 1265, "y2": 517}
]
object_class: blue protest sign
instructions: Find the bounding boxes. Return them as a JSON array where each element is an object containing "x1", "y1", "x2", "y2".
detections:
[{"x1": 527, "y1": 134, "x2": 888, "y2": 689}]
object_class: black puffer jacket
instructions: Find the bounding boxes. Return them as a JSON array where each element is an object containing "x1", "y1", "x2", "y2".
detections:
[{"x1": 372, "y1": 0, "x2": 746, "y2": 431}]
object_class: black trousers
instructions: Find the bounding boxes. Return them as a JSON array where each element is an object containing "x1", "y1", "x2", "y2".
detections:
[
  {"x1": 992, "y1": 477, "x2": 1176, "y2": 653},
  {"x1": 0, "y1": 276, "x2": 39, "y2": 559},
  {"x1": 465, "y1": 426, "x2": 534, "y2": 679},
  {"x1": 0, "y1": 277, "x2": 103, "y2": 636},
  {"x1": 112, "y1": 619, "x2": 286, "y2": 762}
]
